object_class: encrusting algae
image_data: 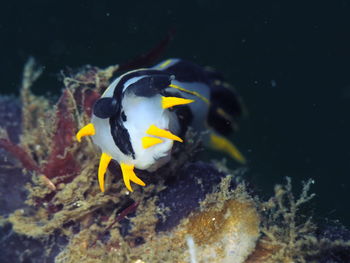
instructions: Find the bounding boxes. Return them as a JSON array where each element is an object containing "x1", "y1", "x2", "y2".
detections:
[
  {"x1": 178, "y1": 178, "x2": 260, "y2": 263},
  {"x1": 0, "y1": 38, "x2": 350, "y2": 262}
]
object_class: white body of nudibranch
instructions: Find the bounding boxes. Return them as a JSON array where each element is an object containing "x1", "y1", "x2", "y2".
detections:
[
  {"x1": 91, "y1": 74, "x2": 180, "y2": 172},
  {"x1": 76, "y1": 58, "x2": 245, "y2": 192}
]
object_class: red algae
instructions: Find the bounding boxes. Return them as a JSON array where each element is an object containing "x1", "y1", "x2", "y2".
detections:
[
  {"x1": 42, "y1": 89, "x2": 80, "y2": 180},
  {"x1": 0, "y1": 138, "x2": 39, "y2": 172}
]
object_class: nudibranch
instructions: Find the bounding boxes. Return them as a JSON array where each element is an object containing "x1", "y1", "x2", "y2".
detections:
[{"x1": 76, "y1": 59, "x2": 245, "y2": 192}]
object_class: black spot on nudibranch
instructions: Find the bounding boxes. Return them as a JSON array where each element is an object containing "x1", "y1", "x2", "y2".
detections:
[
  {"x1": 121, "y1": 111, "x2": 127, "y2": 122},
  {"x1": 93, "y1": 97, "x2": 118, "y2": 119}
]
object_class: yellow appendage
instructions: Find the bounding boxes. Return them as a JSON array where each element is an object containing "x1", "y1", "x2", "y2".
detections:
[
  {"x1": 76, "y1": 123, "x2": 95, "y2": 142},
  {"x1": 157, "y1": 59, "x2": 172, "y2": 69},
  {"x1": 146, "y1": 124, "x2": 183, "y2": 142},
  {"x1": 98, "y1": 153, "x2": 112, "y2": 192},
  {"x1": 161, "y1": 96, "x2": 194, "y2": 109},
  {"x1": 120, "y1": 163, "x2": 146, "y2": 192},
  {"x1": 210, "y1": 134, "x2": 246, "y2": 164},
  {"x1": 142, "y1": 136, "x2": 163, "y2": 149}
]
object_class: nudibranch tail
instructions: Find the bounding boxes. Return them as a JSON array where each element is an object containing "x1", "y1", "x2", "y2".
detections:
[
  {"x1": 76, "y1": 123, "x2": 95, "y2": 142},
  {"x1": 120, "y1": 163, "x2": 146, "y2": 192},
  {"x1": 98, "y1": 153, "x2": 112, "y2": 192},
  {"x1": 209, "y1": 134, "x2": 246, "y2": 164},
  {"x1": 142, "y1": 136, "x2": 163, "y2": 149},
  {"x1": 161, "y1": 96, "x2": 194, "y2": 109},
  {"x1": 146, "y1": 124, "x2": 183, "y2": 143}
]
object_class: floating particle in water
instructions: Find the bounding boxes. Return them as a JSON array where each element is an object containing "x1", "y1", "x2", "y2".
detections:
[{"x1": 271, "y1": 79, "x2": 277, "y2": 88}]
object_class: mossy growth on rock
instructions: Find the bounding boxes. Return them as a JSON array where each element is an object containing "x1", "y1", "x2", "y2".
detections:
[{"x1": 0, "y1": 58, "x2": 349, "y2": 263}]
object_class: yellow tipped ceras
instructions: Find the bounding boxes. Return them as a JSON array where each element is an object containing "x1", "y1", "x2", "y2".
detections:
[
  {"x1": 98, "y1": 153, "x2": 112, "y2": 192},
  {"x1": 161, "y1": 96, "x2": 194, "y2": 109},
  {"x1": 76, "y1": 123, "x2": 95, "y2": 142},
  {"x1": 146, "y1": 124, "x2": 183, "y2": 142},
  {"x1": 120, "y1": 163, "x2": 145, "y2": 192},
  {"x1": 76, "y1": 123, "x2": 111, "y2": 192},
  {"x1": 96, "y1": 124, "x2": 183, "y2": 192},
  {"x1": 76, "y1": 123, "x2": 148, "y2": 192},
  {"x1": 209, "y1": 133, "x2": 246, "y2": 164},
  {"x1": 142, "y1": 136, "x2": 163, "y2": 149},
  {"x1": 98, "y1": 154, "x2": 146, "y2": 192}
]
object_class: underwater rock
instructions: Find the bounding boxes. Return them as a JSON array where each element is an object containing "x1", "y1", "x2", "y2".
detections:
[
  {"x1": 0, "y1": 96, "x2": 28, "y2": 216},
  {"x1": 154, "y1": 162, "x2": 259, "y2": 263},
  {"x1": 160, "y1": 167, "x2": 260, "y2": 263},
  {"x1": 245, "y1": 221, "x2": 350, "y2": 263},
  {"x1": 183, "y1": 198, "x2": 260, "y2": 263},
  {"x1": 0, "y1": 96, "x2": 21, "y2": 144},
  {"x1": 306, "y1": 222, "x2": 350, "y2": 263},
  {"x1": 156, "y1": 161, "x2": 229, "y2": 232},
  {"x1": 0, "y1": 223, "x2": 67, "y2": 263},
  {"x1": 1, "y1": 58, "x2": 350, "y2": 263}
]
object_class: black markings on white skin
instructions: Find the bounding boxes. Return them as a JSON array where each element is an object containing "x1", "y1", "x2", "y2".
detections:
[
  {"x1": 128, "y1": 75, "x2": 171, "y2": 97},
  {"x1": 110, "y1": 114, "x2": 135, "y2": 159},
  {"x1": 121, "y1": 111, "x2": 127, "y2": 122},
  {"x1": 93, "y1": 97, "x2": 118, "y2": 119}
]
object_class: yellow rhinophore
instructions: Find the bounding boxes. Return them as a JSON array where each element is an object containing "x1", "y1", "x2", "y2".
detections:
[
  {"x1": 142, "y1": 136, "x2": 163, "y2": 149},
  {"x1": 210, "y1": 133, "x2": 246, "y2": 164},
  {"x1": 120, "y1": 163, "x2": 146, "y2": 192},
  {"x1": 98, "y1": 153, "x2": 112, "y2": 192},
  {"x1": 146, "y1": 124, "x2": 183, "y2": 142},
  {"x1": 161, "y1": 96, "x2": 194, "y2": 109},
  {"x1": 76, "y1": 123, "x2": 95, "y2": 142}
]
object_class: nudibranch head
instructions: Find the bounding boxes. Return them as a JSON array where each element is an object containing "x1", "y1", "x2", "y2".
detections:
[{"x1": 77, "y1": 69, "x2": 193, "y2": 192}]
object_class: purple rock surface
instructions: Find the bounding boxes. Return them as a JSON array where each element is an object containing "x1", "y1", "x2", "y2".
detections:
[{"x1": 0, "y1": 96, "x2": 28, "y2": 215}]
